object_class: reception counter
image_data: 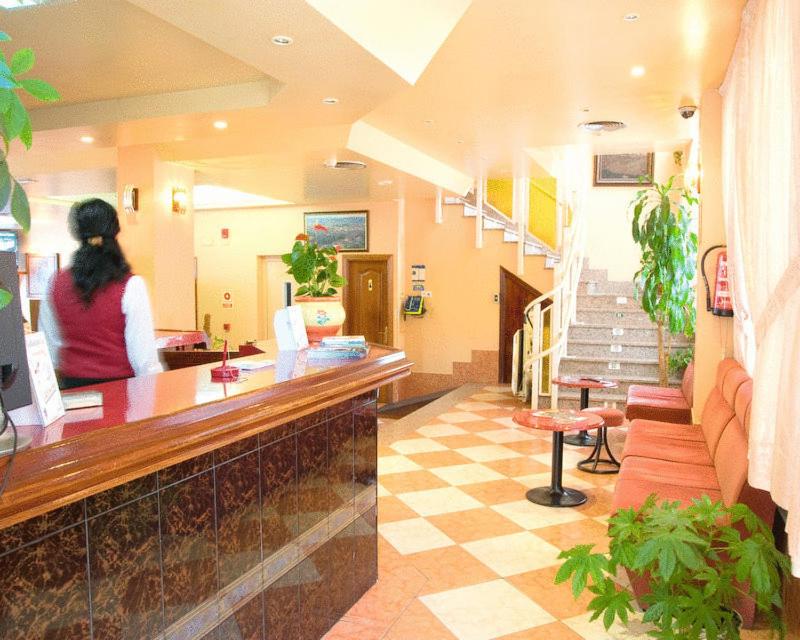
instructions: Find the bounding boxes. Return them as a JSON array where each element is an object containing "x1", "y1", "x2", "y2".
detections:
[{"x1": 0, "y1": 343, "x2": 411, "y2": 640}]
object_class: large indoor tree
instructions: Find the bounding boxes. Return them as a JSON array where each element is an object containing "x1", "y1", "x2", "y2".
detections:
[
  {"x1": 0, "y1": 30, "x2": 60, "y2": 309},
  {"x1": 630, "y1": 176, "x2": 698, "y2": 386}
]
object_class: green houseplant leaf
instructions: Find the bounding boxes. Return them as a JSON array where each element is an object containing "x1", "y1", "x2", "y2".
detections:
[{"x1": 555, "y1": 495, "x2": 789, "y2": 639}]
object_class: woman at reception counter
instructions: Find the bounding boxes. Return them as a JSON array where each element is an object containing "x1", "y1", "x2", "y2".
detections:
[{"x1": 39, "y1": 198, "x2": 162, "y2": 389}]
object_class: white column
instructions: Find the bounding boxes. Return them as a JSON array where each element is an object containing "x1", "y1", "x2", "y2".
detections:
[
  {"x1": 517, "y1": 178, "x2": 528, "y2": 275},
  {"x1": 475, "y1": 175, "x2": 484, "y2": 249},
  {"x1": 434, "y1": 187, "x2": 443, "y2": 224}
]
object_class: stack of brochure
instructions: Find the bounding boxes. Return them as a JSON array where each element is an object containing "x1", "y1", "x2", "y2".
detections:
[
  {"x1": 308, "y1": 336, "x2": 369, "y2": 361},
  {"x1": 319, "y1": 335, "x2": 367, "y2": 348}
]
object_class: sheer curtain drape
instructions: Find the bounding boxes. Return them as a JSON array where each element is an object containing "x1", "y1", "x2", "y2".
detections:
[{"x1": 721, "y1": 0, "x2": 800, "y2": 575}]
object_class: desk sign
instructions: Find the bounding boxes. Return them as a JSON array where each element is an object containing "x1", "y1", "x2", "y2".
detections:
[{"x1": 25, "y1": 332, "x2": 65, "y2": 426}]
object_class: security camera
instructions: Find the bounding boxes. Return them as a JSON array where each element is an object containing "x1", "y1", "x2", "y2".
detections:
[{"x1": 678, "y1": 105, "x2": 698, "y2": 119}]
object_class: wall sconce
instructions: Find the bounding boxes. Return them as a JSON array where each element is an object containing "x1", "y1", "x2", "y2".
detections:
[
  {"x1": 171, "y1": 187, "x2": 188, "y2": 214},
  {"x1": 122, "y1": 185, "x2": 139, "y2": 214}
]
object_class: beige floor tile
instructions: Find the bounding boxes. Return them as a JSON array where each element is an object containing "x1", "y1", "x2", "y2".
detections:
[
  {"x1": 378, "y1": 495, "x2": 420, "y2": 524},
  {"x1": 377, "y1": 483, "x2": 391, "y2": 497},
  {"x1": 532, "y1": 448, "x2": 586, "y2": 468},
  {"x1": 496, "y1": 621, "x2": 586, "y2": 640},
  {"x1": 483, "y1": 457, "x2": 551, "y2": 478},
  {"x1": 463, "y1": 531, "x2": 562, "y2": 576},
  {"x1": 507, "y1": 565, "x2": 597, "y2": 620},
  {"x1": 390, "y1": 437, "x2": 448, "y2": 455},
  {"x1": 476, "y1": 429, "x2": 537, "y2": 444},
  {"x1": 457, "y1": 444, "x2": 523, "y2": 462},
  {"x1": 561, "y1": 612, "x2": 652, "y2": 639},
  {"x1": 458, "y1": 479, "x2": 531, "y2": 506},
  {"x1": 380, "y1": 470, "x2": 449, "y2": 494},
  {"x1": 416, "y1": 423, "x2": 469, "y2": 438},
  {"x1": 396, "y1": 486, "x2": 484, "y2": 517},
  {"x1": 378, "y1": 455, "x2": 423, "y2": 475},
  {"x1": 405, "y1": 450, "x2": 474, "y2": 468},
  {"x1": 438, "y1": 411, "x2": 486, "y2": 423},
  {"x1": 421, "y1": 579, "x2": 554, "y2": 640},
  {"x1": 454, "y1": 401, "x2": 503, "y2": 411},
  {"x1": 534, "y1": 518, "x2": 611, "y2": 553},
  {"x1": 469, "y1": 392, "x2": 511, "y2": 402},
  {"x1": 378, "y1": 518, "x2": 455, "y2": 555},
  {"x1": 491, "y1": 416, "x2": 522, "y2": 428},
  {"x1": 491, "y1": 499, "x2": 586, "y2": 530},
  {"x1": 429, "y1": 463, "x2": 506, "y2": 486}
]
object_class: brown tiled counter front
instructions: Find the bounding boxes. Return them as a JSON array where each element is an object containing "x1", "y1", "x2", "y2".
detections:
[{"x1": 0, "y1": 343, "x2": 408, "y2": 639}]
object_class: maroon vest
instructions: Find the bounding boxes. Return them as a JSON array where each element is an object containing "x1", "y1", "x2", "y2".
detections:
[{"x1": 52, "y1": 269, "x2": 135, "y2": 380}]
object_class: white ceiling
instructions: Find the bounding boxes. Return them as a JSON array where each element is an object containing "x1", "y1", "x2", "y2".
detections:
[{"x1": 5, "y1": 0, "x2": 746, "y2": 203}]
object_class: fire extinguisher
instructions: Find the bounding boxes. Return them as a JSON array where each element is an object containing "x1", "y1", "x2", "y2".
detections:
[{"x1": 701, "y1": 245, "x2": 734, "y2": 317}]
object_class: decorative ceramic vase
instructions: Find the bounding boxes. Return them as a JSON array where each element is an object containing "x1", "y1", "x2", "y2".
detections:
[{"x1": 294, "y1": 295, "x2": 346, "y2": 342}]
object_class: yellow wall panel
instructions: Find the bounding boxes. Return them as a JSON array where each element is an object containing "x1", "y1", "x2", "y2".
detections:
[
  {"x1": 529, "y1": 177, "x2": 557, "y2": 249},
  {"x1": 486, "y1": 178, "x2": 514, "y2": 218}
]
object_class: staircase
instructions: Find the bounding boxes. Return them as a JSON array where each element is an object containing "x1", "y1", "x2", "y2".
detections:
[{"x1": 552, "y1": 262, "x2": 693, "y2": 410}]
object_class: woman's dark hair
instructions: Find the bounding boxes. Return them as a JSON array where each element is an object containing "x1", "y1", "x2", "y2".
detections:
[{"x1": 68, "y1": 199, "x2": 131, "y2": 304}]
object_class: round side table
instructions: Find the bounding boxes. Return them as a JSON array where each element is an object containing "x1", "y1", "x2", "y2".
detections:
[
  {"x1": 512, "y1": 408, "x2": 604, "y2": 507},
  {"x1": 552, "y1": 376, "x2": 618, "y2": 447}
]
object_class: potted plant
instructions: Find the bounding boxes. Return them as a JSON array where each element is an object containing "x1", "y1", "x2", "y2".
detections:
[
  {"x1": 0, "y1": 31, "x2": 60, "y2": 309},
  {"x1": 281, "y1": 225, "x2": 347, "y2": 341},
  {"x1": 555, "y1": 494, "x2": 790, "y2": 639},
  {"x1": 630, "y1": 176, "x2": 698, "y2": 386}
]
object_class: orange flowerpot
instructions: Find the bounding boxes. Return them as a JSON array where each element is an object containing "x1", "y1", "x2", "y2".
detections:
[{"x1": 294, "y1": 295, "x2": 346, "y2": 342}]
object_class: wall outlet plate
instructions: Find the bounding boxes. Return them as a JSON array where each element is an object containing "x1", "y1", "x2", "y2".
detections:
[{"x1": 493, "y1": 293, "x2": 499, "y2": 303}]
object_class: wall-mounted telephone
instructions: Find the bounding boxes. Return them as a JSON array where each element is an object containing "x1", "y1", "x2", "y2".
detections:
[{"x1": 403, "y1": 295, "x2": 425, "y2": 316}]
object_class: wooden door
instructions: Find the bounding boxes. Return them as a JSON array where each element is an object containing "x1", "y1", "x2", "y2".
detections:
[
  {"x1": 343, "y1": 256, "x2": 392, "y2": 345},
  {"x1": 498, "y1": 267, "x2": 547, "y2": 384}
]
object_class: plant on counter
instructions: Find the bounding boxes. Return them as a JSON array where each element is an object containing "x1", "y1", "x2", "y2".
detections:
[
  {"x1": 281, "y1": 226, "x2": 346, "y2": 297},
  {"x1": 668, "y1": 346, "x2": 694, "y2": 376},
  {"x1": 630, "y1": 176, "x2": 698, "y2": 386},
  {"x1": 0, "y1": 31, "x2": 60, "y2": 309},
  {"x1": 555, "y1": 494, "x2": 789, "y2": 640}
]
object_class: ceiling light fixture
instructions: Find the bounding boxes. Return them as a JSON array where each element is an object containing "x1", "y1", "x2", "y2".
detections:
[
  {"x1": 321, "y1": 97, "x2": 339, "y2": 105},
  {"x1": 578, "y1": 120, "x2": 627, "y2": 133},
  {"x1": 213, "y1": 120, "x2": 228, "y2": 130},
  {"x1": 631, "y1": 65, "x2": 646, "y2": 77},
  {"x1": 0, "y1": 0, "x2": 76, "y2": 9},
  {"x1": 424, "y1": 119, "x2": 434, "y2": 126},
  {"x1": 623, "y1": 13, "x2": 639, "y2": 22},
  {"x1": 271, "y1": 35, "x2": 293, "y2": 46},
  {"x1": 172, "y1": 187, "x2": 188, "y2": 214},
  {"x1": 79, "y1": 135, "x2": 94, "y2": 144}
]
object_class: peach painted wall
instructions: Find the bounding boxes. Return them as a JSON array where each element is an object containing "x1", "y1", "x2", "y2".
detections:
[
  {"x1": 693, "y1": 89, "x2": 734, "y2": 416},
  {"x1": 194, "y1": 200, "x2": 400, "y2": 347},
  {"x1": 583, "y1": 150, "x2": 683, "y2": 281},
  {"x1": 117, "y1": 147, "x2": 196, "y2": 331},
  {"x1": 400, "y1": 199, "x2": 554, "y2": 375}
]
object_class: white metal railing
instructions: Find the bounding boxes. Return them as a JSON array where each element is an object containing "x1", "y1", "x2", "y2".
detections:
[{"x1": 520, "y1": 194, "x2": 587, "y2": 407}]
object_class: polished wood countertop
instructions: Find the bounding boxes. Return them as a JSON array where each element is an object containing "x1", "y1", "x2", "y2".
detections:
[{"x1": 0, "y1": 342, "x2": 411, "y2": 529}]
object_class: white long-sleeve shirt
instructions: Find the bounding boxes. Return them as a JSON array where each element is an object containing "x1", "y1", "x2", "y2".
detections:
[{"x1": 39, "y1": 275, "x2": 163, "y2": 377}]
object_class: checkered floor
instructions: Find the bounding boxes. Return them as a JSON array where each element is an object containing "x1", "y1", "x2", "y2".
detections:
[{"x1": 325, "y1": 387, "x2": 770, "y2": 640}]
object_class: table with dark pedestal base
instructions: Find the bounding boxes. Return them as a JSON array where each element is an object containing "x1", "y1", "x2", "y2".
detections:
[
  {"x1": 552, "y1": 376, "x2": 618, "y2": 446},
  {"x1": 512, "y1": 408, "x2": 604, "y2": 507}
]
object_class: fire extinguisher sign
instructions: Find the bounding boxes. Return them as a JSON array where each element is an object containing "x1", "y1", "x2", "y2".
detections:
[{"x1": 222, "y1": 291, "x2": 233, "y2": 309}]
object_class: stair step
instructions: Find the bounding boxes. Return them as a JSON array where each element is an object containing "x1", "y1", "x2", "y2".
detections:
[
  {"x1": 560, "y1": 355, "x2": 661, "y2": 379},
  {"x1": 576, "y1": 294, "x2": 641, "y2": 311},
  {"x1": 575, "y1": 310, "x2": 655, "y2": 328},
  {"x1": 525, "y1": 243, "x2": 546, "y2": 256},
  {"x1": 578, "y1": 281, "x2": 635, "y2": 296},
  {"x1": 503, "y1": 230, "x2": 519, "y2": 242},
  {"x1": 567, "y1": 340, "x2": 691, "y2": 360},
  {"x1": 483, "y1": 217, "x2": 506, "y2": 230},
  {"x1": 568, "y1": 324, "x2": 693, "y2": 344}
]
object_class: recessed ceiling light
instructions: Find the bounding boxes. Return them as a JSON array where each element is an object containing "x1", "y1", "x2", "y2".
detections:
[
  {"x1": 579, "y1": 120, "x2": 627, "y2": 132},
  {"x1": 456, "y1": 139, "x2": 464, "y2": 144},
  {"x1": 377, "y1": 179, "x2": 393, "y2": 186},
  {"x1": 213, "y1": 120, "x2": 228, "y2": 130},
  {"x1": 79, "y1": 135, "x2": 94, "y2": 144},
  {"x1": 623, "y1": 13, "x2": 639, "y2": 22},
  {"x1": 321, "y1": 97, "x2": 339, "y2": 105},
  {"x1": 631, "y1": 65, "x2": 646, "y2": 77},
  {"x1": 424, "y1": 119, "x2": 434, "y2": 125},
  {"x1": 271, "y1": 35, "x2": 293, "y2": 46},
  {"x1": 580, "y1": 107, "x2": 590, "y2": 113}
]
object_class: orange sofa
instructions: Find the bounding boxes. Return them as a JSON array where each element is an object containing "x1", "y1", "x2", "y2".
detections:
[
  {"x1": 613, "y1": 358, "x2": 775, "y2": 626},
  {"x1": 624, "y1": 361, "x2": 694, "y2": 424}
]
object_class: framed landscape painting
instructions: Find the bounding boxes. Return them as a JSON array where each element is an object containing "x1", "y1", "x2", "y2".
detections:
[
  {"x1": 593, "y1": 153, "x2": 654, "y2": 186},
  {"x1": 304, "y1": 211, "x2": 369, "y2": 252}
]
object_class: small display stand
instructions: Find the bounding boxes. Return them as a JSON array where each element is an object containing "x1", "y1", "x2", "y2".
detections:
[{"x1": 210, "y1": 341, "x2": 240, "y2": 381}]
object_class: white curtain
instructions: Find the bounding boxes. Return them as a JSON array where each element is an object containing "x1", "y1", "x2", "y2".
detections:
[{"x1": 721, "y1": 0, "x2": 800, "y2": 575}]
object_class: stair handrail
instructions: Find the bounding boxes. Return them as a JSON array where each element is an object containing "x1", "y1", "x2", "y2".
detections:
[{"x1": 522, "y1": 196, "x2": 587, "y2": 407}]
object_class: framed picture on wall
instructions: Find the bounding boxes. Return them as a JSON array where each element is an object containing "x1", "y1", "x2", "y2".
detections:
[
  {"x1": 304, "y1": 211, "x2": 369, "y2": 252},
  {"x1": 26, "y1": 253, "x2": 60, "y2": 299},
  {"x1": 593, "y1": 153, "x2": 654, "y2": 186}
]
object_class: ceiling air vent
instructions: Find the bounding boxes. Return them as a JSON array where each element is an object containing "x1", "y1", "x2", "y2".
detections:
[
  {"x1": 323, "y1": 159, "x2": 367, "y2": 170},
  {"x1": 579, "y1": 120, "x2": 627, "y2": 133}
]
